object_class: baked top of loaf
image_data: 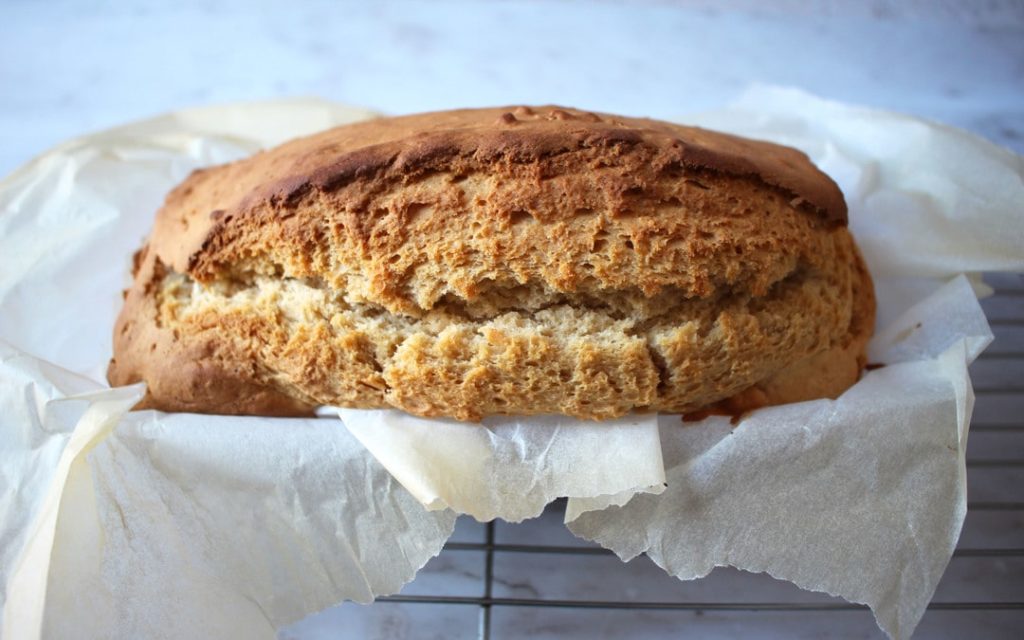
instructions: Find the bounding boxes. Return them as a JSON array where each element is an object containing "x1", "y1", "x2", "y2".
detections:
[{"x1": 108, "y1": 105, "x2": 874, "y2": 420}]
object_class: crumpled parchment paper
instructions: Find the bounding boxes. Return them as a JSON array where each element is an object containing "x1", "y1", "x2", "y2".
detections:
[
  {"x1": 1, "y1": 87, "x2": 1022, "y2": 639},
  {"x1": 338, "y1": 409, "x2": 666, "y2": 523}
]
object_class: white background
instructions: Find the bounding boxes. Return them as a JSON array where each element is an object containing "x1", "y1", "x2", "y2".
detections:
[{"x1": 2, "y1": 0, "x2": 1023, "y2": 178}]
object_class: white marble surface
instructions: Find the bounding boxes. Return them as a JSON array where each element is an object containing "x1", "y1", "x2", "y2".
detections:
[
  {"x1": 2, "y1": 0, "x2": 1024, "y2": 179},
  {"x1": 3, "y1": 1, "x2": 1022, "y2": 638}
]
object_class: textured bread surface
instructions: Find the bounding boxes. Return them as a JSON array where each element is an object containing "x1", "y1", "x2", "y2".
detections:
[{"x1": 108, "y1": 105, "x2": 875, "y2": 420}]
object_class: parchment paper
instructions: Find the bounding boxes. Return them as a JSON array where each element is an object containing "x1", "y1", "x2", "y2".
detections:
[
  {"x1": 1, "y1": 88, "x2": 1022, "y2": 639},
  {"x1": 568, "y1": 275, "x2": 988, "y2": 640},
  {"x1": 0, "y1": 341, "x2": 458, "y2": 640},
  {"x1": 338, "y1": 409, "x2": 666, "y2": 523}
]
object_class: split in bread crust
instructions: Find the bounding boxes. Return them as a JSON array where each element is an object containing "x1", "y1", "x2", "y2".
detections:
[{"x1": 108, "y1": 106, "x2": 875, "y2": 420}]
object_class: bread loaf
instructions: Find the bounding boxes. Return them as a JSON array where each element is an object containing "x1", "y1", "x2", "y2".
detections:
[{"x1": 107, "y1": 105, "x2": 875, "y2": 420}]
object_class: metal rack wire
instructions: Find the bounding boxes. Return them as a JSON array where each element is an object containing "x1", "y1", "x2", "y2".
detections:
[
  {"x1": 379, "y1": 518, "x2": 1024, "y2": 639},
  {"x1": 292, "y1": 272, "x2": 1024, "y2": 639}
]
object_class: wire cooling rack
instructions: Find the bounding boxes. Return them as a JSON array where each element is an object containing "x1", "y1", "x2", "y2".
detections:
[{"x1": 284, "y1": 272, "x2": 1024, "y2": 640}]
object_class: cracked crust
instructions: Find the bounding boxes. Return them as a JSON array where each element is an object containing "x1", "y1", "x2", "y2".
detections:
[{"x1": 108, "y1": 105, "x2": 874, "y2": 420}]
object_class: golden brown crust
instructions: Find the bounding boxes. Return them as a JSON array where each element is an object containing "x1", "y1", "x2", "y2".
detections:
[{"x1": 108, "y1": 105, "x2": 874, "y2": 421}]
